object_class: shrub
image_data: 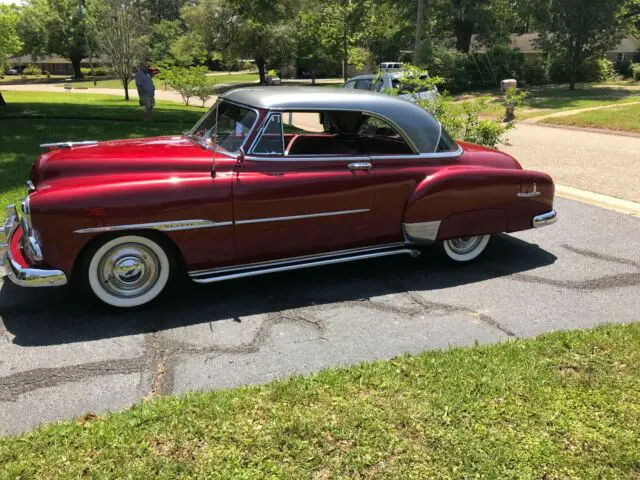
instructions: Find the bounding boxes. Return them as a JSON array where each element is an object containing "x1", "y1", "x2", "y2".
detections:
[
  {"x1": 521, "y1": 59, "x2": 549, "y2": 86},
  {"x1": 549, "y1": 57, "x2": 615, "y2": 83},
  {"x1": 81, "y1": 66, "x2": 110, "y2": 77},
  {"x1": 630, "y1": 63, "x2": 640, "y2": 81},
  {"x1": 164, "y1": 66, "x2": 209, "y2": 106},
  {"x1": 23, "y1": 64, "x2": 41, "y2": 76},
  {"x1": 391, "y1": 64, "x2": 512, "y2": 149},
  {"x1": 266, "y1": 69, "x2": 279, "y2": 78}
]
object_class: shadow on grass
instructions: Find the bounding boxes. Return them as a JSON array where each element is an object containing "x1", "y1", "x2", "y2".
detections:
[{"x1": 0, "y1": 234, "x2": 557, "y2": 347}]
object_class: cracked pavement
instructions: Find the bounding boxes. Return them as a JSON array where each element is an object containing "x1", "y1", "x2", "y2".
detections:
[{"x1": 0, "y1": 198, "x2": 639, "y2": 434}]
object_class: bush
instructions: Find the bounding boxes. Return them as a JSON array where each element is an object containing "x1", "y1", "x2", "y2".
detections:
[
  {"x1": 23, "y1": 64, "x2": 41, "y2": 76},
  {"x1": 164, "y1": 66, "x2": 210, "y2": 106},
  {"x1": 549, "y1": 57, "x2": 615, "y2": 83},
  {"x1": 630, "y1": 63, "x2": 640, "y2": 81},
  {"x1": 521, "y1": 59, "x2": 549, "y2": 86},
  {"x1": 392, "y1": 64, "x2": 513, "y2": 149},
  {"x1": 80, "y1": 66, "x2": 110, "y2": 77}
]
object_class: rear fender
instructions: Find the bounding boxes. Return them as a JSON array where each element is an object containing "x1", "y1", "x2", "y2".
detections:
[{"x1": 402, "y1": 167, "x2": 554, "y2": 243}]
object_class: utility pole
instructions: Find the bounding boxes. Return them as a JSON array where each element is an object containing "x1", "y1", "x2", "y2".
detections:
[{"x1": 413, "y1": 0, "x2": 425, "y2": 66}]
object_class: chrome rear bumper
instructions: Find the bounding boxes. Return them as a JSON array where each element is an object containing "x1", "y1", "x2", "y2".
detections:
[
  {"x1": 1, "y1": 205, "x2": 67, "y2": 287},
  {"x1": 533, "y1": 209, "x2": 557, "y2": 228}
]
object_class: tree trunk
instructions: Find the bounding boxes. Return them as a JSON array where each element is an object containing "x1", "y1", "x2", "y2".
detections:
[
  {"x1": 256, "y1": 57, "x2": 266, "y2": 84},
  {"x1": 413, "y1": 0, "x2": 426, "y2": 65},
  {"x1": 454, "y1": 19, "x2": 475, "y2": 53},
  {"x1": 70, "y1": 55, "x2": 84, "y2": 79},
  {"x1": 0, "y1": 91, "x2": 5, "y2": 106},
  {"x1": 123, "y1": 77, "x2": 129, "y2": 101},
  {"x1": 342, "y1": 30, "x2": 348, "y2": 82}
]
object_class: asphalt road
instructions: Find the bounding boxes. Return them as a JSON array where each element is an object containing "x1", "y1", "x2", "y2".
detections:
[
  {"x1": 1, "y1": 197, "x2": 639, "y2": 434},
  {"x1": 503, "y1": 123, "x2": 640, "y2": 203}
]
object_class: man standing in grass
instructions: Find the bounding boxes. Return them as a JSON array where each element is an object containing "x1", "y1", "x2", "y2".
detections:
[{"x1": 135, "y1": 62, "x2": 155, "y2": 121}]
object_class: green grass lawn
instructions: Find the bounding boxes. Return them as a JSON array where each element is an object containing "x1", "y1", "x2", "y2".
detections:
[
  {"x1": 66, "y1": 72, "x2": 260, "y2": 90},
  {"x1": 0, "y1": 91, "x2": 203, "y2": 219},
  {"x1": 454, "y1": 82, "x2": 640, "y2": 120},
  {"x1": 1, "y1": 323, "x2": 639, "y2": 478},
  {"x1": 540, "y1": 102, "x2": 640, "y2": 132}
]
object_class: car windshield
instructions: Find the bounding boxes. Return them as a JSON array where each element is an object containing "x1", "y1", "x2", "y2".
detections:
[{"x1": 189, "y1": 100, "x2": 258, "y2": 154}]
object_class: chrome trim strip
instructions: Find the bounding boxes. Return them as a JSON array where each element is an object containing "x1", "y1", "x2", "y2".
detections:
[
  {"x1": 244, "y1": 145, "x2": 462, "y2": 163},
  {"x1": 533, "y1": 209, "x2": 557, "y2": 228},
  {"x1": 74, "y1": 219, "x2": 232, "y2": 234},
  {"x1": 188, "y1": 99, "x2": 261, "y2": 155},
  {"x1": 235, "y1": 208, "x2": 370, "y2": 225},
  {"x1": 517, "y1": 191, "x2": 542, "y2": 198},
  {"x1": 40, "y1": 140, "x2": 98, "y2": 149},
  {"x1": 189, "y1": 244, "x2": 419, "y2": 284},
  {"x1": 190, "y1": 243, "x2": 405, "y2": 277},
  {"x1": 248, "y1": 108, "x2": 421, "y2": 155},
  {"x1": 26, "y1": 180, "x2": 35, "y2": 192},
  {"x1": 403, "y1": 220, "x2": 441, "y2": 243}
]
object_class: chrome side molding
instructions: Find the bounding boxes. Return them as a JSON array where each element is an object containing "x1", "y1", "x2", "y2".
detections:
[
  {"x1": 74, "y1": 219, "x2": 232, "y2": 234},
  {"x1": 189, "y1": 243, "x2": 420, "y2": 284},
  {"x1": 40, "y1": 140, "x2": 98, "y2": 149},
  {"x1": 235, "y1": 209, "x2": 369, "y2": 225}
]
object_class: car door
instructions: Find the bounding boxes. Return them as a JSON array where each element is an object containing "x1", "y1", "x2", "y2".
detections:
[{"x1": 232, "y1": 112, "x2": 377, "y2": 266}]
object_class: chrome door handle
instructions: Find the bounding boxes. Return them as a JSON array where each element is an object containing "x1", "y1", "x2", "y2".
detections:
[{"x1": 348, "y1": 162, "x2": 372, "y2": 171}]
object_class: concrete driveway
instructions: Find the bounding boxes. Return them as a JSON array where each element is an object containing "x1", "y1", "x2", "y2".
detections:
[{"x1": 1, "y1": 198, "x2": 639, "y2": 434}]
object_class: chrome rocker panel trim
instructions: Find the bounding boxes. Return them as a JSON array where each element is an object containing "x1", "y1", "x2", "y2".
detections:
[
  {"x1": 1, "y1": 210, "x2": 67, "y2": 287},
  {"x1": 189, "y1": 243, "x2": 420, "y2": 284},
  {"x1": 74, "y1": 219, "x2": 232, "y2": 234},
  {"x1": 533, "y1": 209, "x2": 557, "y2": 228}
]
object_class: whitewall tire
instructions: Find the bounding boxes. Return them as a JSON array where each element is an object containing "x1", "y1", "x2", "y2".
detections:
[
  {"x1": 442, "y1": 234, "x2": 491, "y2": 262},
  {"x1": 85, "y1": 235, "x2": 171, "y2": 308}
]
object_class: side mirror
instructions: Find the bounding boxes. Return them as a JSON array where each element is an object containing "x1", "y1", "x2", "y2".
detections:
[{"x1": 237, "y1": 147, "x2": 246, "y2": 164}]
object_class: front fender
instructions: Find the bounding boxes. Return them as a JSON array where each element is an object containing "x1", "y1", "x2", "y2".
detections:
[{"x1": 28, "y1": 173, "x2": 234, "y2": 276}]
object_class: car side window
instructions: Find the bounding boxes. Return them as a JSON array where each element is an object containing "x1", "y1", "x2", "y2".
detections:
[
  {"x1": 344, "y1": 80, "x2": 356, "y2": 89},
  {"x1": 355, "y1": 79, "x2": 371, "y2": 90},
  {"x1": 252, "y1": 114, "x2": 284, "y2": 155},
  {"x1": 373, "y1": 79, "x2": 384, "y2": 92},
  {"x1": 357, "y1": 116, "x2": 414, "y2": 155}
]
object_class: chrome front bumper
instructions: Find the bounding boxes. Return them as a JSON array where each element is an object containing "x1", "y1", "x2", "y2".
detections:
[
  {"x1": 1, "y1": 205, "x2": 68, "y2": 287},
  {"x1": 533, "y1": 209, "x2": 558, "y2": 228}
]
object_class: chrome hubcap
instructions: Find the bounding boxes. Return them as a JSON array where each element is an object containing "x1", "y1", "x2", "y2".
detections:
[
  {"x1": 98, "y1": 243, "x2": 160, "y2": 298},
  {"x1": 447, "y1": 236, "x2": 483, "y2": 254}
]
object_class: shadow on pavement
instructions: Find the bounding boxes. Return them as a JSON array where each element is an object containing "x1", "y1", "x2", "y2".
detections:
[{"x1": 0, "y1": 234, "x2": 556, "y2": 347}]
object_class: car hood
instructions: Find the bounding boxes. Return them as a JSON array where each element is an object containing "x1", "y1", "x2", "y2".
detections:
[{"x1": 31, "y1": 136, "x2": 215, "y2": 186}]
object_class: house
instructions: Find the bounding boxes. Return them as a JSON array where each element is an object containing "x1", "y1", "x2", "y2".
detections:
[
  {"x1": 9, "y1": 54, "x2": 110, "y2": 75},
  {"x1": 471, "y1": 33, "x2": 640, "y2": 65}
]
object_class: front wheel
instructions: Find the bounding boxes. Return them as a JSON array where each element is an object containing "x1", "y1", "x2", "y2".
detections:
[
  {"x1": 83, "y1": 234, "x2": 172, "y2": 308},
  {"x1": 441, "y1": 234, "x2": 491, "y2": 262}
]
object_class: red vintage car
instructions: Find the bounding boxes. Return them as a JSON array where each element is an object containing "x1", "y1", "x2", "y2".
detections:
[{"x1": 0, "y1": 87, "x2": 556, "y2": 308}]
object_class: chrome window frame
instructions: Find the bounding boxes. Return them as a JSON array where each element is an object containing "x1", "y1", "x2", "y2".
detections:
[
  {"x1": 249, "y1": 112, "x2": 285, "y2": 156},
  {"x1": 187, "y1": 99, "x2": 261, "y2": 156},
  {"x1": 248, "y1": 108, "x2": 421, "y2": 157}
]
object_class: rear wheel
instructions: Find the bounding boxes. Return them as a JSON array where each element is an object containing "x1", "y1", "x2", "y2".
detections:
[
  {"x1": 441, "y1": 234, "x2": 490, "y2": 262},
  {"x1": 83, "y1": 234, "x2": 172, "y2": 308}
]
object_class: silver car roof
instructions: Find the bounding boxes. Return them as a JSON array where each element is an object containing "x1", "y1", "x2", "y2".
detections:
[{"x1": 221, "y1": 87, "x2": 442, "y2": 154}]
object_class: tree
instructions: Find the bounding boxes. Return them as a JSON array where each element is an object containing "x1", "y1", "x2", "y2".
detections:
[
  {"x1": 532, "y1": 0, "x2": 628, "y2": 90},
  {"x1": 148, "y1": 19, "x2": 183, "y2": 64},
  {"x1": 0, "y1": 5, "x2": 23, "y2": 106},
  {"x1": 183, "y1": 0, "x2": 297, "y2": 84},
  {"x1": 19, "y1": 0, "x2": 92, "y2": 79},
  {"x1": 91, "y1": 0, "x2": 149, "y2": 100}
]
